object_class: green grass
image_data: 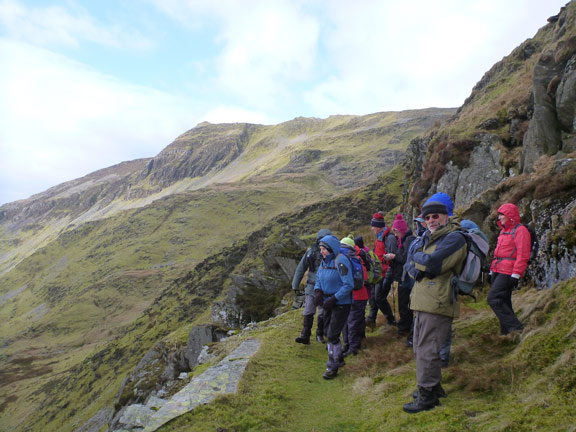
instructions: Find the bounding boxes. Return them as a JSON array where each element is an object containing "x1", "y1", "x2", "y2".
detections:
[{"x1": 160, "y1": 280, "x2": 576, "y2": 432}]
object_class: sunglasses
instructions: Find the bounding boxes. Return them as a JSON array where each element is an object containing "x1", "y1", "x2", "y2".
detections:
[{"x1": 424, "y1": 214, "x2": 441, "y2": 221}]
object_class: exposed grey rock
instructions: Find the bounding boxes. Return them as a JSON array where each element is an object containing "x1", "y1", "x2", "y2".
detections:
[
  {"x1": 113, "y1": 324, "x2": 228, "y2": 428},
  {"x1": 556, "y1": 55, "x2": 576, "y2": 133},
  {"x1": 141, "y1": 123, "x2": 256, "y2": 188},
  {"x1": 196, "y1": 345, "x2": 216, "y2": 365},
  {"x1": 186, "y1": 325, "x2": 227, "y2": 370},
  {"x1": 402, "y1": 137, "x2": 429, "y2": 180},
  {"x1": 522, "y1": 49, "x2": 563, "y2": 172},
  {"x1": 526, "y1": 197, "x2": 576, "y2": 288},
  {"x1": 434, "y1": 138, "x2": 503, "y2": 210},
  {"x1": 453, "y1": 139, "x2": 504, "y2": 209},
  {"x1": 111, "y1": 339, "x2": 260, "y2": 432}
]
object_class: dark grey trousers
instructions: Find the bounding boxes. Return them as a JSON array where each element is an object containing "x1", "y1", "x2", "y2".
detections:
[{"x1": 413, "y1": 311, "x2": 453, "y2": 389}]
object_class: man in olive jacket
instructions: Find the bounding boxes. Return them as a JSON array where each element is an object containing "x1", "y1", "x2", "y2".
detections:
[{"x1": 403, "y1": 200, "x2": 467, "y2": 413}]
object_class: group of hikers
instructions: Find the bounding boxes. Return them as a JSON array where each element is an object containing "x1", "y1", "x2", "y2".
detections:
[{"x1": 291, "y1": 192, "x2": 532, "y2": 413}]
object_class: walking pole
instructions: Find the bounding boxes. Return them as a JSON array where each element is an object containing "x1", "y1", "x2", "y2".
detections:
[{"x1": 392, "y1": 281, "x2": 397, "y2": 322}]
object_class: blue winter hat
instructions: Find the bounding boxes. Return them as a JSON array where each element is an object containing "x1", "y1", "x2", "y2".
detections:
[{"x1": 424, "y1": 192, "x2": 454, "y2": 216}]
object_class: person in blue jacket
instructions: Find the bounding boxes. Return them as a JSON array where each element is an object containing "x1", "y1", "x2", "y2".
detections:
[{"x1": 314, "y1": 234, "x2": 354, "y2": 380}]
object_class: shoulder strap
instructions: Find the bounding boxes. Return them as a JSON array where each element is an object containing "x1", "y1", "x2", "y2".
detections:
[{"x1": 495, "y1": 224, "x2": 522, "y2": 263}]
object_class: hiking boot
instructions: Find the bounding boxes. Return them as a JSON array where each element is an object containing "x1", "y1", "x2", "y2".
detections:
[
  {"x1": 295, "y1": 335, "x2": 310, "y2": 345},
  {"x1": 404, "y1": 387, "x2": 439, "y2": 413},
  {"x1": 322, "y1": 369, "x2": 338, "y2": 380},
  {"x1": 316, "y1": 335, "x2": 326, "y2": 344}
]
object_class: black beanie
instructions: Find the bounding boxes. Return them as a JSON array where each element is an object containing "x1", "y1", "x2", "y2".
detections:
[
  {"x1": 421, "y1": 201, "x2": 448, "y2": 217},
  {"x1": 354, "y1": 235, "x2": 365, "y2": 249}
]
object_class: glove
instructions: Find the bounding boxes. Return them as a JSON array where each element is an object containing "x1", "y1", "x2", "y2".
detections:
[
  {"x1": 293, "y1": 288, "x2": 303, "y2": 297},
  {"x1": 508, "y1": 276, "x2": 520, "y2": 291},
  {"x1": 323, "y1": 295, "x2": 338, "y2": 311},
  {"x1": 414, "y1": 270, "x2": 424, "y2": 282},
  {"x1": 314, "y1": 289, "x2": 324, "y2": 307}
]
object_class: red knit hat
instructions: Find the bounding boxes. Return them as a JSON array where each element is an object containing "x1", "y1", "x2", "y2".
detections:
[
  {"x1": 371, "y1": 212, "x2": 386, "y2": 228},
  {"x1": 392, "y1": 214, "x2": 408, "y2": 235}
]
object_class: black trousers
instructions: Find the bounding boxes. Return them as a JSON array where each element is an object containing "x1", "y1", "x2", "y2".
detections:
[
  {"x1": 323, "y1": 304, "x2": 352, "y2": 344},
  {"x1": 368, "y1": 278, "x2": 395, "y2": 324},
  {"x1": 397, "y1": 279, "x2": 413, "y2": 333},
  {"x1": 487, "y1": 273, "x2": 523, "y2": 334}
]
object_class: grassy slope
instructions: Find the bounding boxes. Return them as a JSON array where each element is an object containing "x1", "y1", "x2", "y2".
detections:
[
  {"x1": 0, "y1": 177, "x2": 334, "y2": 430},
  {"x1": 161, "y1": 279, "x2": 576, "y2": 432},
  {"x1": 10, "y1": 167, "x2": 403, "y2": 432},
  {"x1": 3, "y1": 106, "x2": 441, "y2": 429}
]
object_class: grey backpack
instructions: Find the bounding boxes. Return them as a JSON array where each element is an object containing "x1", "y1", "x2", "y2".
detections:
[{"x1": 450, "y1": 228, "x2": 489, "y2": 301}]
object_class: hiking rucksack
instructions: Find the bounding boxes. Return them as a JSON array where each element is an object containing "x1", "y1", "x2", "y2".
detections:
[
  {"x1": 366, "y1": 250, "x2": 382, "y2": 284},
  {"x1": 358, "y1": 249, "x2": 382, "y2": 285},
  {"x1": 513, "y1": 224, "x2": 538, "y2": 264},
  {"x1": 342, "y1": 254, "x2": 365, "y2": 291},
  {"x1": 451, "y1": 228, "x2": 490, "y2": 301},
  {"x1": 498, "y1": 223, "x2": 539, "y2": 265},
  {"x1": 305, "y1": 243, "x2": 322, "y2": 273},
  {"x1": 325, "y1": 252, "x2": 365, "y2": 291}
]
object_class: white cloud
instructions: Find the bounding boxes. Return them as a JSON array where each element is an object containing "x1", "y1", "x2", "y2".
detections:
[
  {"x1": 149, "y1": 0, "x2": 320, "y2": 110},
  {"x1": 213, "y1": 2, "x2": 319, "y2": 107},
  {"x1": 0, "y1": 0, "x2": 152, "y2": 50},
  {"x1": 0, "y1": 39, "x2": 197, "y2": 204}
]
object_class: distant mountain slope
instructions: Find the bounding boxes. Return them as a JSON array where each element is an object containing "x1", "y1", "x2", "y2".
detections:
[{"x1": 0, "y1": 108, "x2": 453, "y2": 276}]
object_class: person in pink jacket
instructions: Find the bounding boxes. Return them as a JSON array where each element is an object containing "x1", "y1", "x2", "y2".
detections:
[{"x1": 488, "y1": 203, "x2": 531, "y2": 335}]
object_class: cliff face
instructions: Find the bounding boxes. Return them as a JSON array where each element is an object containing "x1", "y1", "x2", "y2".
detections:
[
  {"x1": 136, "y1": 123, "x2": 257, "y2": 189},
  {"x1": 402, "y1": 2, "x2": 576, "y2": 288}
]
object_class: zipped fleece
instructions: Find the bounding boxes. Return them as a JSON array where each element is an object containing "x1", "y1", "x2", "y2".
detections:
[
  {"x1": 490, "y1": 203, "x2": 531, "y2": 277},
  {"x1": 410, "y1": 218, "x2": 467, "y2": 318},
  {"x1": 314, "y1": 235, "x2": 354, "y2": 305}
]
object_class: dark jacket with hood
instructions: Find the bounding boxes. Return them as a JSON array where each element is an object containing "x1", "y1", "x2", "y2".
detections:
[
  {"x1": 387, "y1": 229, "x2": 415, "y2": 282},
  {"x1": 292, "y1": 228, "x2": 332, "y2": 295}
]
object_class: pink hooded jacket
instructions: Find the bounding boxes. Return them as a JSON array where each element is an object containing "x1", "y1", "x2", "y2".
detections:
[{"x1": 490, "y1": 203, "x2": 532, "y2": 277}]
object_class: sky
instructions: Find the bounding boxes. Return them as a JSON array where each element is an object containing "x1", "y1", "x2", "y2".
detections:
[{"x1": 0, "y1": 0, "x2": 569, "y2": 205}]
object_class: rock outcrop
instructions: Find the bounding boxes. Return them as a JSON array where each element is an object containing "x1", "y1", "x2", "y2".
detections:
[{"x1": 404, "y1": 3, "x2": 576, "y2": 289}]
